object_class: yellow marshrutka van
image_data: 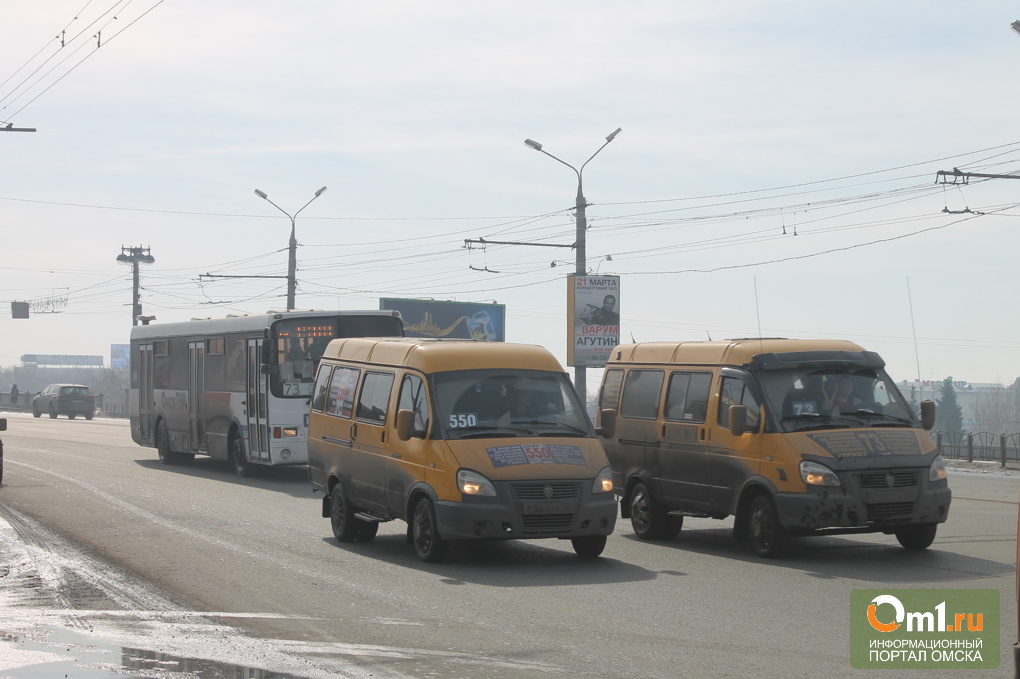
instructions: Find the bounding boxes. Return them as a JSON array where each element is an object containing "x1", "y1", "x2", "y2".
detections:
[
  {"x1": 308, "y1": 338, "x2": 617, "y2": 562},
  {"x1": 597, "y1": 339, "x2": 951, "y2": 558}
]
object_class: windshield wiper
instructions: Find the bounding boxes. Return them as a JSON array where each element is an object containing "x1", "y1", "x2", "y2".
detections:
[
  {"x1": 781, "y1": 413, "x2": 854, "y2": 431},
  {"x1": 510, "y1": 419, "x2": 591, "y2": 436},
  {"x1": 451, "y1": 425, "x2": 530, "y2": 439}
]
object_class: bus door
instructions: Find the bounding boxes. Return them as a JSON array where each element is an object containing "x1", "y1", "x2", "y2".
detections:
[
  {"x1": 188, "y1": 341, "x2": 206, "y2": 452},
  {"x1": 246, "y1": 338, "x2": 270, "y2": 462},
  {"x1": 138, "y1": 343, "x2": 154, "y2": 444}
]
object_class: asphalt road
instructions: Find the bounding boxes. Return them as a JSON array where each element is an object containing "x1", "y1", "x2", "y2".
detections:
[{"x1": 0, "y1": 413, "x2": 1016, "y2": 678}]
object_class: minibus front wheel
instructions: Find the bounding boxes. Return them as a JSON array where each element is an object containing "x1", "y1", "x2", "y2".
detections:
[
  {"x1": 748, "y1": 493, "x2": 787, "y2": 558},
  {"x1": 894, "y1": 523, "x2": 937, "y2": 550},
  {"x1": 629, "y1": 481, "x2": 682, "y2": 540},
  {"x1": 571, "y1": 535, "x2": 607, "y2": 558},
  {"x1": 412, "y1": 497, "x2": 449, "y2": 563}
]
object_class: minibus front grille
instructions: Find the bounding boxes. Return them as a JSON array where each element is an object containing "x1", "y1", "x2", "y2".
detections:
[
  {"x1": 866, "y1": 501, "x2": 915, "y2": 521},
  {"x1": 520, "y1": 514, "x2": 575, "y2": 533},
  {"x1": 510, "y1": 482, "x2": 582, "y2": 500},
  {"x1": 855, "y1": 470, "x2": 919, "y2": 490}
]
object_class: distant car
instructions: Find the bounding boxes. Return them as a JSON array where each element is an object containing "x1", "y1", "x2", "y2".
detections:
[{"x1": 32, "y1": 384, "x2": 96, "y2": 420}]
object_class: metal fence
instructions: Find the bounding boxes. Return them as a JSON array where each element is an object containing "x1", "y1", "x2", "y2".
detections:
[{"x1": 936, "y1": 430, "x2": 1020, "y2": 466}]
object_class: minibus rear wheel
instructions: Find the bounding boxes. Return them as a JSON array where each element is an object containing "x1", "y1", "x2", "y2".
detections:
[
  {"x1": 330, "y1": 484, "x2": 367, "y2": 543},
  {"x1": 629, "y1": 481, "x2": 682, "y2": 540},
  {"x1": 412, "y1": 497, "x2": 449, "y2": 563},
  {"x1": 748, "y1": 493, "x2": 787, "y2": 558}
]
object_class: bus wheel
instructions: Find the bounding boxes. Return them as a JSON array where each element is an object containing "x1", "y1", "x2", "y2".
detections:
[
  {"x1": 895, "y1": 524, "x2": 937, "y2": 550},
  {"x1": 748, "y1": 494, "x2": 787, "y2": 558},
  {"x1": 156, "y1": 421, "x2": 178, "y2": 465},
  {"x1": 230, "y1": 433, "x2": 252, "y2": 477},
  {"x1": 629, "y1": 481, "x2": 682, "y2": 540},
  {"x1": 571, "y1": 535, "x2": 607, "y2": 558},
  {"x1": 412, "y1": 497, "x2": 449, "y2": 563},
  {"x1": 330, "y1": 484, "x2": 363, "y2": 543}
]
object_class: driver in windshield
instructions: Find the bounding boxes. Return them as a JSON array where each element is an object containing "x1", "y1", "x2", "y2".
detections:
[
  {"x1": 510, "y1": 387, "x2": 558, "y2": 419},
  {"x1": 822, "y1": 376, "x2": 861, "y2": 414}
]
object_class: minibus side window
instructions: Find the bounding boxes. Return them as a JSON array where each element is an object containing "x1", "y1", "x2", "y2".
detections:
[
  {"x1": 310, "y1": 364, "x2": 333, "y2": 413},
  {"x1": 357, "y1": 372, "x2": 395, "y2": 424},
  {"x1": 398, "y1": 374, "x2": 430, "y2": 437},
  {"x1": 620, "y1": 370, "x2": 664, "y2": 420},
  {"x1": 327, "y1": 366, "x2": 360, "y2": 418},
  {"x1": 601, "y1": 369, "x2": 624, "y2": 411},
  {"x1": 718, "y1": 376, "x2": 761, "y2": 432},
  {"x1": 665, "y1": 372, "x2": 712, "y2": 423}
]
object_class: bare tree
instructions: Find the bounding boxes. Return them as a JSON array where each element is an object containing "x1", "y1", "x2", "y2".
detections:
[{"x1": 971, "y1": 379, "x2": 1020, "y2": 434}]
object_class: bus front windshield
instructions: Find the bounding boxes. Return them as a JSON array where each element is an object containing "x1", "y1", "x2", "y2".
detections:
[
  {"x1": 434, "y1": 369, "x2": 593, "y2": 440},
  {"x1": 757, "y1": 365, "x2": 919, "y2": 433},
  {"x1": 272, "y1": 319, "x2": 337, "y2": 397}
]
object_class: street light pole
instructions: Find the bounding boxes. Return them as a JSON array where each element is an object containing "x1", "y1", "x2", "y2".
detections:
[
  {"x1": 524, "y1": 127, "x2": 621, "y2": 404},
  {"x1": 254, "y1": 186, "x2": 327, "y2": 311}
]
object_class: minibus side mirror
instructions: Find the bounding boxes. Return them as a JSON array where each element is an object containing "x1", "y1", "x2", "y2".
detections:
[
  {"x1": 920, "y1": 400, "x2": 936, "y2": 431},
  {"x1": 728, "y1": 405, "x2": 749, "y2": 436},
  {"x1": 597, "y1": 409, "x2": 616, "y2": 439},
  {"x1": 395, "y1": 409, "x2": 415, "y2": 441}
]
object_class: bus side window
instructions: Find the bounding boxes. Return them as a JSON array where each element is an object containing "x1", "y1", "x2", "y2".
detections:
[
  {"x1": 327, "y1": 366, "x2": 360, "y2": 418},
  {"x1": 310, "y1": 365, "x2": 333, "y2": 413},
  {"x1": 357, "y1": 372, "x2": 395, "y2": 424},
  {"x1": 600, "y1": 369, "x2": 624, "y2": 411},
  {"x1": 620, "y1": 370, "x2": 664, "y2": 420}
]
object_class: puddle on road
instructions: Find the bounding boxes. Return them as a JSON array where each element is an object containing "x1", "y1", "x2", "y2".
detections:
[{"x1": 1, "y1": 626, "x2": 310, "y2": 678}]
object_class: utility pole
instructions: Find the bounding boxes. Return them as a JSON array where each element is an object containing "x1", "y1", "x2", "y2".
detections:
[{"x1": 116, "y1": 246, "x2": 155, "y2": 326}]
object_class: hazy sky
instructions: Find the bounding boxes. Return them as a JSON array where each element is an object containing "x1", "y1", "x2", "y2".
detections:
[{"x1": 2, "y1": 1, "x2": 1019, "y2": 386}]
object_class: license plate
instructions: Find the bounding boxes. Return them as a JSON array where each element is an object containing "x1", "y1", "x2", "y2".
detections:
[{"x1": 522, "y1": 501, "x2": 573, "y2": 515}]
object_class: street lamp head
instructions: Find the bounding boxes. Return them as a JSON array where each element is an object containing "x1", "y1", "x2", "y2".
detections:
[
  {"x1": 1012, "y1": 19, "x2": 1020, "y2": 36},
  {"x1": 524, "y1": 138, "x2": 543, "y2": 151},
  {"x1": 315, "y1": 186, "x2": 327, "y2": 197},
  {"x1": 254, "y1": 189, "x2": 268, "y2": 199},
  {"x1": 606, "y1": 127, "x2": 622, "y2": 143}
]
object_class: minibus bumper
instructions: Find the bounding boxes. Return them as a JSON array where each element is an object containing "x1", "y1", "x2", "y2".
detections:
[
  {"x1": 434, "y1": 485, "x2": 617, "y2": 541},
  {"x1": 773, "y1": 483, "x2": 951, "y2": 533}
]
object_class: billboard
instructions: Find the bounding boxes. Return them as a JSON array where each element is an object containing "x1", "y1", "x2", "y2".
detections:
[
  {"x1": 567, "y1": 275, "x2": 620, "y2": 368},
  {"x1": 111, "y1": 344, "x2": 130, "y2": 370},
  {"x1": 380, "y1": 299, "x2": 505, "y2": 341},
  {"x1": 20, "y1": 354, "x2": 104, "y2": 367}
]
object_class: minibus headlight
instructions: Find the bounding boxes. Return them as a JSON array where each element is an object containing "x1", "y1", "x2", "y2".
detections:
[
  {"x1": 592, "y1": 466, "x2": 614, "y2": 494},
  {"x1": 458, "y1": 469, "x2": 497, "y2": 497},
  {"x1": 799, "y1": 460, "x2": 841, "y2": 487},
  {"x1": 929, "y1": 454, "x2": 948, "y2": 482}
]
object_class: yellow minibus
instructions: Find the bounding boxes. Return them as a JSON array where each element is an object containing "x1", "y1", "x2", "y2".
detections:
[
  {"x1": 308, "y1": 338, "x2": 617, "y2": 562},
  {"x1": 597, "y1": 339, "x2": 950, "y2": 557}
]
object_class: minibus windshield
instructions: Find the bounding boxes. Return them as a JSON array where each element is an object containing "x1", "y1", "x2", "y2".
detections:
[
  {"x1": 757, "y1": 366, "x2": 918, "y2": 433},
  {"x1": 434, "y1": 369, "x2": 593, "y2": 440}
]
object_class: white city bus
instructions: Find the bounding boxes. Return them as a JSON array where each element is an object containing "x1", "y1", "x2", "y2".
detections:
[{"x1": 129, "y1": 310, "x2": 404, "y2": 475}]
